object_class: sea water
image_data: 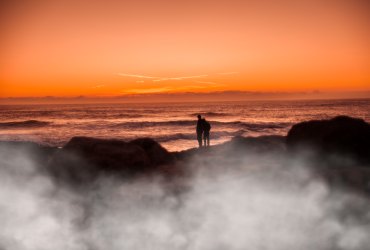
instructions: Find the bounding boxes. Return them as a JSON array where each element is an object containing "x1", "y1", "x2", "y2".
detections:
[{"x1": 0, "y1": 99, "x2": 369, "y2": 151}]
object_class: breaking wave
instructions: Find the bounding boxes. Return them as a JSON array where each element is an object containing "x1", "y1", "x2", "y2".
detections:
[
  {"x1": 110, "y1": 120, "x2": 292, "y2": 129},
  {"x1": 154, "y1": 130, "x2": 246, "y2": 142},
  {"x1": 190, "y1": 112, "x2": 231, "y2": 117},
  {"x1": 0, "y1": 120, "x2": 50, "y2": 129}
]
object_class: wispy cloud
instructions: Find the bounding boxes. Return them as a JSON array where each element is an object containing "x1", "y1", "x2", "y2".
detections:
[
  {"x1": 118, "y1": 73, "x2": 208, "y2": 82},
  {"x1": 174, "y1": 85, "x2": 208, "y2": 90},
  {"x1": 121, "y1": 87, "x2": 174, "y2": 94},
  {"x1": 194, "y1": 81, "x2": 227, "y2": 88},
  {"x1": 194, "y1": 81, "x2": 218, "y2": 85},
  {"x1": 117, "y1": 73, "x2": 159, "y2": 79},
  {"x1": 153, "y1": 75, "x2": 208, "y2": 82},
  {"x1": 171, "y1": 75, "x2": 208, "y2": 80},
  {"x1": 121, "y1": 84, "x2": 212, "y2": 94},
  {"x1": 91, "y1": 84, "x2": 105, "y2": 89},
  {"x1": 217, "y1": 72, "x2": 238, "y2": 75},
  {"x1": 120, "y1": 80, "x2": 232, "y2": 95}
]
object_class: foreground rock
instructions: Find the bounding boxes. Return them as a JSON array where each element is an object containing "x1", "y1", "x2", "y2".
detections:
[
  {"x1": 287, "y1": 116, "x2": 370, "y2": 163},
  {"x1": 48, "y1": 137, "x2": 175, "y2": 186},
  {"x1": 1, "y1": 116, "x2": 370, "y2": 192}
]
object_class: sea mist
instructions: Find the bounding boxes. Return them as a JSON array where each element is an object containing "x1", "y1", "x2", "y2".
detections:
[{"x1": 0, "y1": 142, "x2": 369, "y2": 250}]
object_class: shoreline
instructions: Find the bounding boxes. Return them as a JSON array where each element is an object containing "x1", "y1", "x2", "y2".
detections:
[{"x1": 1, "y1": 116, "x2": 369, "y2": 194}]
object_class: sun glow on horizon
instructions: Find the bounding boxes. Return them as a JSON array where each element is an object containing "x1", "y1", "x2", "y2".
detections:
[{"x1": 1, "y1": 0, "x2": 369, "y2": 100}]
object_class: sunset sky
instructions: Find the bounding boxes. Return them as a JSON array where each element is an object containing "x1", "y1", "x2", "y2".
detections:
[{"x1": 1, "y1": 0, "x2": 369, "y2": 102}]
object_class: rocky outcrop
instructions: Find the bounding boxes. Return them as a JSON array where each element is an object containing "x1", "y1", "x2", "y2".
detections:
[
  {"x1": 48, "y1": 137, "x2": 175, "y2": 186},
  {"x1": 174, "y1": 135, "x2": 286, "y2": 161},
  {"x1": 287, "y1": 116, "x2": 370, "y2": 163},
  {"x1": 130, "y1": 138, "x2": 174, "y2": 166},
  {"x1": 1, "y1": 116, "x2": 370, "y2": 192}
]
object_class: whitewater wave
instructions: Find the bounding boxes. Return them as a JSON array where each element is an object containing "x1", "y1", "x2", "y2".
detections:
[
  {"x1": 190, "y1": 112, "x2": 231, "y2": 117},
  {"x1": 240, "y1": 122, "x2": 292, "y2": 131},
  {"x1": 110, "y1": 120, "x2": 292, "y2": 129},
  {"x1": 0, "y1": 120, "x2": 50, "y2": 129},
  {"x1": 154, "y1": 130, "x2": 246, "y2": 142},
  {"x1": 110, "y1": 120, "x2": 196, "y2": 128}
]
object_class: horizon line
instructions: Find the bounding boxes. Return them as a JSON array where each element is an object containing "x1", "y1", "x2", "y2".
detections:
[
  {"x1": 1, "y1": 89, "x2": 370, "y2": 99},
  {"x1": 1, "y1": 90, "x2": 369, "y2": 105}
]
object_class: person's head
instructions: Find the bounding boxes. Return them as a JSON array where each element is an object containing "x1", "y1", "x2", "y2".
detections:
[{"x1": 197, "y1": 115, "x2": 201, "y2": 120}]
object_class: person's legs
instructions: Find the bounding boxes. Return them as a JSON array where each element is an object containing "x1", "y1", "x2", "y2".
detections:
[
  {"x1": 204, "y1": 132, "x2": 210, "y2": 147},
  {"x1": 197, "y1": 133, "x2": 202, "y2": 147}
]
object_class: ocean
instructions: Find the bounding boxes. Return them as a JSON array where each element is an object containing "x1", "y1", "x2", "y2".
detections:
[{"x1": 0, "y1": 99, "x2": 369, "y2": 151}]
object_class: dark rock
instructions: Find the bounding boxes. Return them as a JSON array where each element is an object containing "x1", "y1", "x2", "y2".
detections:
[
  {"x1": 226, "y1": 135, "x2": 286, "y2": 152},
  {"x1": 319, "y1": 166, "x2": 370, "y2": 193},
  {"x1": 48, "y1": 137, "x2": 175, "y2": 186},
  {"x1": 287, "y1": 116, "x2": 370, "y2": 163},
  {"x1": 130, "y1": 138, "x2": 174, "y2": 165},
  {"x1": 174, "y1": 135, "x2": 286, "y2": 160}
]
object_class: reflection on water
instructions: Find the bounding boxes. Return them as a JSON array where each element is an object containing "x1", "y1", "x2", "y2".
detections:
[{"x1": 0, "y1": 99, "x2": 369, "y2": 151}]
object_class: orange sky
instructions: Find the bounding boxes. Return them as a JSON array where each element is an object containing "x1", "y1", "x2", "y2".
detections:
[{"x1": 0, "y1": 0, "x2": 369, "y2": 101}]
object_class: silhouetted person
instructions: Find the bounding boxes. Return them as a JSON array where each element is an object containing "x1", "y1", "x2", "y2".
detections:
[
  {"x1": 203, "y1": 118, "x2": 211, "y2": 147},
  {"x1": 196, "y1": 115, "x2": 204, "y2": 147}
]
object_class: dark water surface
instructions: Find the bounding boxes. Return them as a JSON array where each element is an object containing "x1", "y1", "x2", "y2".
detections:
[{"x1": 1, "y1": 99, "x2": 369, "y2": 151}]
